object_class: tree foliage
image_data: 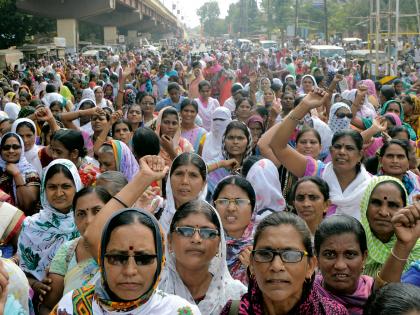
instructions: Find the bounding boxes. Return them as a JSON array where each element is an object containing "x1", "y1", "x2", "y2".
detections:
[
  {"x1": 196, "y1": 1, "x2": 221, "y2": 36},
  {"x1": 226, "y1": 0, "x2": 262, "y2": 36},
  {"x1": 0, "y1": 0, "x2": 55, "y2": 49}
]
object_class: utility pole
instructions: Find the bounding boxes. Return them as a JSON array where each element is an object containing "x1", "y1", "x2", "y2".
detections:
[
  {"x1": 375, "y1": 0, "x2": 380, "y2": 78},
  {"x1": 416, "y1": 0, "x2": 420, "y2": 34},
  {"x1": 324, "y1": 0, "x2": 328, "y2": 44},
  {"x1": 295, "y1": 0, "x2": 298, "y2": 38},
  {"x1": 387, "y1": 0, "x2": 392, "y2": 75},
  {"x1": 369, "y1": 0, "x2": 373, "y2": 77},
  {"x1": 395, "y1": 0, "x2": 399, "y2": 59}
]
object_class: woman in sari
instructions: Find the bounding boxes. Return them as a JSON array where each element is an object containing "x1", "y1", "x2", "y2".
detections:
[
  {"x1": 17, "y1": 159, "x2": 83, "y2": 302},
  {"x1": 155, "y1": 107, "x2": 193, "y2": 167},
  {"x1": 0, "y1": 132, "x2": 40, "y2": 215},
  {"x1": 0, "y1": 200, "x2": 24, "y2": 259},
  {"x1": 180, "y1": 99, "x2": 207, "y2": 154},
  {"x1": 97, "y1": 139, "x2": 139, "y2": 181},
  {"x1": 189, "y1": 62, "x2": 205, "y2": 100}
]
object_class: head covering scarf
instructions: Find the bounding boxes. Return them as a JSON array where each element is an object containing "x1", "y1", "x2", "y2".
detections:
[
  {"x1": 11, "y1": 118, "x2": 43, "y2": 176},
  {"x1": 341, "y1": 89, "x2": 376, "y2": 119},
  {"x1": 17, "y1": 159, "x2": 82, "y2": 280},
  {"x1": 360, "y1": 176, "x2": 420, "y2": 276},
  {"x1": 245, "y1": 159, "x2": 285, "y2": 221},
  {"x1": 360, "y1": 79, "x2": 378, "y2": 98},
  {"x1": 404, "y1": 95, "x2": 420, "y2": 131},
  {"x1": 379, "y1": 100, "x2": 417, "y2": 140},
  {"x1": 159, "y1": 201, "x2": 246, "y2": 315},
  {"x1": 299, "y1": 74, "x2": 318, "y2": 95},
  {"x1": 0, "y1": 132, "x2": 38, "y2": 197},
  {"x1": 328, "y1": 102, "x2": 352, "y2": 134},
  {"x1": 4, "y1": 102, "x2": 20, "y2": 120},
  {"x1": 284, "y1": 74, "x2": 296, "y2": 84},
  {"x1": 202, "y1": 107, "x2": 232, "y2": 164},
  {"x1": 42, "y1": 92, "x2": 66, "y2": 108},
  {"x1": 158, "y1": 153, "x2": 208, "y2": 234},
  {"x1": 103, "y1": 140, "x2": 139, "y2": 181},
  {"x1": 384, "y1": 112, "x2": 402, "y2": 127}
]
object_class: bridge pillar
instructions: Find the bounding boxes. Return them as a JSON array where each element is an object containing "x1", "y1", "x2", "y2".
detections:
[
  {"x1": 104, "y1": 26, "x2": 118, "y2": 45},
  {"x1": 57, "y1": 19, "x2": 78, "y2": 53}
]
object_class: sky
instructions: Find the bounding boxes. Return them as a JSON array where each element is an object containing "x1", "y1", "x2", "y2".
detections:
[{"x1": 161, "y1": 0, "x2": 239, "y2": 28}]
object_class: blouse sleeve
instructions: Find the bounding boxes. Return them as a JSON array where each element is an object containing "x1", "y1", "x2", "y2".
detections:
[{"x1": 303, "y1": 156, "x2": 325, "y2": 177}]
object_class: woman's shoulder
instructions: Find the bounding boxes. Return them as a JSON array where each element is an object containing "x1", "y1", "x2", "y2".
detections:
[
  {"x1": 150, "y1": 289, "x2": 202, "y2": 314},
  {"x1": 224, "y1": 278, "x2": 248, "y2": 298},
  {"x1": 312, "y1": 289, "x2": 348, "y2": 314}
]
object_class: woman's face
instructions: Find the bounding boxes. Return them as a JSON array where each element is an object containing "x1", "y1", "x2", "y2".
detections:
[
  {"x1": 169, "y1": 212, "x2": 220, "y2": 271},
  {"x1": 385, "y1": 102, "x2": 401, "y2": 116},
  {"x1": 367, "y1": 182, "x2": 404, "y2": 242},
  {"x1": 329, "y1": 136, "x2": 362, "y2": 173},
  {"x1": 19, "y1": 96, "x2": 29, "y2": 107},
  {"x1": 282, "y1": 94, "x2": 295, "y2": 112},
  {"x1": 74, "y1": 192, "x2": 104, "y2": 235},
  {"x1": 50, "y1": 103, "x2": 62, "y2": 116},
  {"x1": 335, "y1": 106, "x2": 351, "y2": 117},
  {"x1": 261, "y1": 79, "x2": 271, "y2": 91},
  {"x1": 286, "y1": 77, "x2": 294, "y2": 84},
  {"x1": 45, "y1": 171, "x2": 76, "y2": 213},
  {"x1": 215, "y1": 184, "x2": 252, "y2": 238},
  {"x1": 113, "y1": 122, "x2": 131, "y2": 144},
  {"x1": 225, "y1": 128, "x2": 248, "y2": 160},
  {"x1": 249, "y1": 122, "x2": 263, "y2": 142},
  {"x1": 296, "y1": 131, "x2": 321, "y2": 158},
  {"x1": 199, "y1": 85, "x2": 211, "y2": 99},
  {"x1": 302, "y1": 77, "x2": 314, "y2": 92},
  {"x1": 104, "y1": 85, "x2": 113, "y2": 96},
  {"x1": 160, "y1": 113, "x2": 178, "y2": 138},
  {"x1": 236, "y1": 100, "x2": 252, "y2": 121},
  {"x1": 170, "y1": 163, "x2": 205, "y2": 208},
  {"x1": 98, "y1": 150, "x2": 117, "y2": 173},
  {"x1": 140, "y1": 96, "x2": 155, "y2": 116},
  {"x1": 401, "y1": 99, "x2": 413, "y2": 116},
  {"x1": 394, "y1": 83, "x2": 403, "y2": 94},
  {"x1": 263, "y1": 90, "x2": 275, "y2": 104},
  {"x1": 180, "y1": 104, "x2": 197, "y2": 126},
  {"x1": 285, "y1": 85, "x2": 296, "y2": 95},
  {"x1": 1, "y1": 136, "x2": 22, "y2": 163},
  {"x1": 0, "y1": 120, "x2": 11, "y2": 136},
  {"x1": 294, "y1": 181, "x2": 328, "y2": 226},
  {"x1": 127, "y1": 105, "x2": 143, "y2": 125},
  {"x1": 94, "y1": 87, "x2": 104, "y2": 101},
  {"x1": 104, "y1": 223, "x2": 158, "y2": 301},
  {"x1": 380, "y1": 144, "x2": 409, "y2": 177},
  {"x1": 50, "y1": 139, "x2": 76, "y2": 163},
  {"x1": 91, "y1": 114, "x2": 108, "y2": 133},
  {"x1": 250, "y1": 224, "x2": 316, "y2": 307},
  {"x1": 17, "y1": 125, "x2": 35, "y2": 151},
  {"x1": 318, "y1": 233, "x2": 367, "y2": 295}
]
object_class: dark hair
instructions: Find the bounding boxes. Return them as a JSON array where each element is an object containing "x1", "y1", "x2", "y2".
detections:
[
  {"x1": 235, "y1": 97, "x2": 254, "y2": 111},
  {"x1": 363, "y1": 283, "x2": 420, "y2": 315},
  {"x1": 29, "y1": 99, "x2": 42, "y2": 108},
  {"x1": 169, "y1": 200, "x2": 221, "y2": 233},
  {"x1": 161, "y1": 107, "x2": 179, "y2": 121},
  {"x1": 282, "y1": 82, "x2": 297, "y2": 93},
  {"x1": 171, "y1": 152, "x2": 206, "y2": 181},
  {"x1": 111, "y1": 119, "x2": 133, "y2": 136},
  {"x1": 167, "y1": 82, "x2": 180, "y2": 92},
  {"x1": 294, "y1": 95, "x2": 305, "y2": 107},
  {"x1": 212, "y1": 175, "x2": 256, "y2": 211},
  {"x1": 180, "y1": 98, "x2": 198, "y2": 112},
  {"x1": 253, "y1": 212, "x2": 313, "y2": 257},
  {"x1": 44, "y1": 163, "x2": 75, "y2": 187},
  {"x1": 132, "y1": 127, "x2": 160, "y2": 158},
  {"x1": 198, "y1": 80, "x2": 211, "y2": 91},
  {"x1": 296, "y1": 127, "x2": 321, "y2": 144},
  {"x1": 45, "y1": 84, "x2": 57, "y2": 93},
  {"x1": 1, "y1": 133, "x2": 20, "y2": 148},
  {"x1": 380, "y1": 85, "x2": 396, "y2": 101},
  {"x1": 16, "y1": 121, "x2": 35, "y2": 134},
  {"x1": 372, "y1": 180, "x2": 407, "y2": 208},
  {"x1": 271, "y1": 83, "x2": 282, "y2": 92},
  {"x1": 96, "y1": 171, "x2": 128, "y2": 196},
  {"x1": 136, "y1": 92, "x2": 156, "y2": 105},
  {"x1": 314, "y1": 214, "x2": 367, "y2": 256},
  {"x1": 331, "y1": 129, "x2": 363, "y2": 151},
  {"x1": 402, "y1": 95, "x2": 415, "y2": 108},
  {"x1": 290, "y1": 176, "x2": 330, "y2": 204},
  {"x1": 52, "y1": 129, "x2": 87, "y2": 158},
  {"x1": 388, "y1": 126, "x2": 410, "y2": 140},
  {"x1": 379, "y1": 139, "x2": 409, "y2": 160},
  {"x1": 19, "y1": 91, "x2": 31, "y2": 101},
  {"x1": 255, "y1": 106, "x2": 268, "y2": 119},
  {"x1": 241, "y1": 155, "x2": 263, "y2": 178},
  {"x1": 73, "y1": 186, "x2": 112, "y2": 210},
  {"x1": 223, "y1": 120, "x2": 251, "y2": 158}
]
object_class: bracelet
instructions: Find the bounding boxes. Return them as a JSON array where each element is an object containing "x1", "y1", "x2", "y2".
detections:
[
  {"x1": 391, "y1": 248, "x2": 409, "y2": 262},
  {"x1": 287, "y1": 112, "x2": 302, "y2": 123},
  {"x1": 375, "y1": 271, "x2": 388, "y2": 287},
  {"x1": 112, "y1": 195, "x2": 129, "y2": 208}
]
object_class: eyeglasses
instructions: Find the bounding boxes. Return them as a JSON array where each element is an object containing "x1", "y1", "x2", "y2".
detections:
[
  {"x1": 2, "y1": 144, "x2": 21, "y2": 151},
  {"x1": 104, "y1": 253, "x2": 157, "y2": 266},
  {"x1": 252, "y1": 249, "x2": 308, "y2": 263},
  {"x1": 335, "y1": 112, "x2": 353, "y2": 119},
  {"x1": 174, "y1": 226, "x2": 219, "y2": 239},
  {"x1": 214, "y1": 198, "x2": 251, "y2": 208}
]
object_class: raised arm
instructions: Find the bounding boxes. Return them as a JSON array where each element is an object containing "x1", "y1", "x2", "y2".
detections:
[
  {"x1": 361, "y1": 116, "x2": 387, "y2": 143},
  {"x1": 375, "y1": 203, "x2": 420, "y2": 289},
  {"x1": 84, "y1": 155, "x2": 169, "y2": 261},
  {"x1": 259, "y1": 88, "x2": 328, "y2": 177},
  {"x1": 93, "y1": 110, "x2": 123, "y2": 155}
]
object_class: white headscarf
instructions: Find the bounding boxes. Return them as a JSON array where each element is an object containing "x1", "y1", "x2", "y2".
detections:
[
  {"x1": 246, "y1": 158, "x2": 286, "y2": 223},
  {"x1": 159, "y1": 201, "x2": 246, "y2": 315},
  {"x1": 328, "y1": 102, "x2": 352, "y2": 134},
  {"x1": 4, "y1": 103, "x2": 20, "y2": 120},
  {"x1": 298, "y1": 74, "x2": 318, "y2": 95},
  {"x1": 11, "y1": 118, "x2": 43, "y2": 176},
  {"x1": 42, "y1": 92, "x2": 66, "y2": 108},
  {"x1": 159, "y1": 153, "x2": 208, "y2": 234},
  {"x1": 17, "y1": 159, "x2": 82, "y2": 280},
  {"x1": 341, "y1": 89, "x2": 376, "y2": 119},
  {"x1": 202, "y1": 107, "x2": 232, "y2": 164}
]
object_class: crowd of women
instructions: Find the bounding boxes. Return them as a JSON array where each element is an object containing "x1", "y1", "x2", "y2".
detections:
[{"x1": 0, "y1": 45, "x2": 419, "y2": 315}]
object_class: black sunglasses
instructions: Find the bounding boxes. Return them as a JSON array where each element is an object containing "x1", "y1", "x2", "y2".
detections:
[
  {"x1": 335, "y1": 112, "x2": 353, "y2": 119},
  {"x1": 104, "y1": 253, "x2": 157, "y2": 266},
  {"x1": 2, "y1": 144, "x2": 21, "y2": 151},
  {"x1": 174, "y1": 226, "x2": 219, "y2": 240}
]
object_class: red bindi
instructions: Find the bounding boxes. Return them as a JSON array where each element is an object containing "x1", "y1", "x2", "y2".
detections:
[
  {"x1": 383, "y1": 197, "x2": 387, "y2": 200},
  {"x1": 129, "y1": 246, "x2": 134, "y2": 250}
]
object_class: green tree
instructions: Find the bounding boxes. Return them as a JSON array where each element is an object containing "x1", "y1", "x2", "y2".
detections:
[
  {"x1": 196, "y1": 1, "x2": 221, "y2": 36},
  {"x1": 0, "y1": 0, "x2": 55, "y2": 49}
]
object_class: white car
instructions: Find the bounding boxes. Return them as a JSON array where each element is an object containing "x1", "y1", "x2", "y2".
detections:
[{"x1": 143, "y1": 44, "x2": 158, "y2": 52}]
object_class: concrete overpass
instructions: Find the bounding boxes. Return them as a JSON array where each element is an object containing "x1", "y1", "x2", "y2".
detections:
[{"x1": 16, "y1": 0, "x2": 183, "y2": 52}]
